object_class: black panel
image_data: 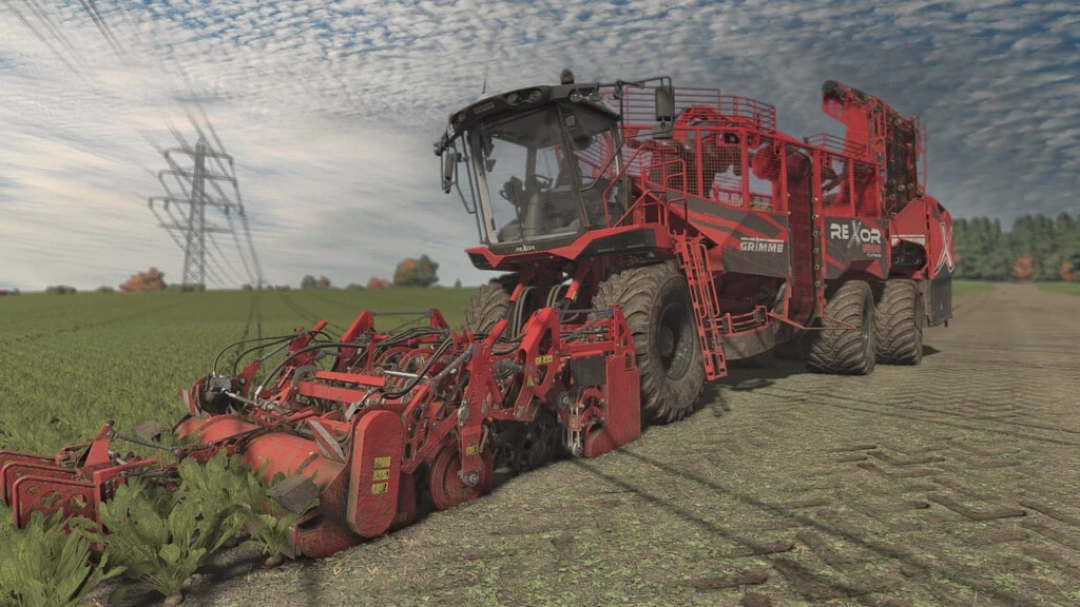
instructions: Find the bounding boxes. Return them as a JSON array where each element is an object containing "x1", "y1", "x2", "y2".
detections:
[
  {"x1": 468, "y1": 252, "x2": 493, "y2": 270},
  {"x1": 571, "y1": 356, "x2": 607, "y2": 386},
  {"x1": 927, "y1": 275, "x2": 952, "y2": 327},
  {"x1": 577, "y1": 229, "x2": 656, "y2": 257},
  {"x1": 823, "y1": 217, "x2": 887, "y2": 278}
]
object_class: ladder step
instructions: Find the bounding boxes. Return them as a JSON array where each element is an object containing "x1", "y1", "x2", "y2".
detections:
[{"x1": 677, "y1": 239, "x2": 727, "y2": 380}]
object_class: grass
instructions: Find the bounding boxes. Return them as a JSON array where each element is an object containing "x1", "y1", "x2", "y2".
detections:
[
  {"x1": 1037, "y1": 282, "x2": 1080, "y2": 296},
  {"x1": 951, "y1": 280, "x2": 994, "y2": 299}
]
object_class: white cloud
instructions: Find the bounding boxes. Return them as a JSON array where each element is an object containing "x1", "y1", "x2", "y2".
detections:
[{"x1": 0, "y1": 0, "x2": 1077, "y2": 291}]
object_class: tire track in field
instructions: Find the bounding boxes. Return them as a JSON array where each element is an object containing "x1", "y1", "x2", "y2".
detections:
[
  {"x1": 756, "y1": 385, "x2": 1080, "y2": 447},
  {"x1": 277, "y1": 290, "x2": 347, "y2": 334}
]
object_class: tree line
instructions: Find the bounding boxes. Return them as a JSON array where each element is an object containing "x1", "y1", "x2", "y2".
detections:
[
  {"x1": 953, "y1": 212, "x2": 1080, "y2": 281},
  {"x1": 300, "y1": 254, "x2": 449, "y2": 290}
]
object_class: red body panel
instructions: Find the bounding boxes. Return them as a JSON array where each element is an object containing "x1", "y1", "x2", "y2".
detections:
[{"x1": 346, "y1": 411, "x2": 404, "y2": 538}]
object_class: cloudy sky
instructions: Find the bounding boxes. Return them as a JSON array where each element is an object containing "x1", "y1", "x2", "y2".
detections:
[{"x1": 0, "y1": 0, "x2": 1077, "y2": 291}]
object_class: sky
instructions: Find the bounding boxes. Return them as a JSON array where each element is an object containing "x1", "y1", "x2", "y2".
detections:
[{"x1": 0, "y1": 0, "x2": 1077, "y2": 291}]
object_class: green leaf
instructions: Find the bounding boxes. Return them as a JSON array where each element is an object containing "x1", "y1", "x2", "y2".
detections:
[{"x1": 159, "y1": 543, "x2": 182, "y2": 565}]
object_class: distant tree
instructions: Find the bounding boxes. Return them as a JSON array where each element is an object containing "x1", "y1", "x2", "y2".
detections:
[
  {"x1": 317, "y1": 276, "x2": 332, "y2": 289},
  {"x1": 1060, "y1": 260, "x2": 1076, "y2": 282},
  {"x1": 367, "y1": 277, "x2": 391, "y2": 290},
  {"x1": 1013, "y1": 254, "x2": 1035, "y2": 281},
  {"x1": 45, "y1": 285, "x2": 77, "y2": 295},
  {"x1": 120, "y1": 267, "x2": 167, "y2": 292},
  {"x1": 953, "y1": 212, "x2": 1080, "y2": 281},
  {"x1": 241, "y1": 284, "x2": 253, "y2": 291},
  {"x1": 346, "y1": 283, "x2": 364, "y2": 290},
  {"x1": 453, "y1": 279, "x2": 462, "y2": 289},
  {"x1": 96, "y1": 286, "x2": 115, "y2": 294},
  {"x1": 301, "y1": 275, "x2": 317, "y2": 290},
  {"x1": 393, "y1": 255, "x2": 440, "y2": 288}
]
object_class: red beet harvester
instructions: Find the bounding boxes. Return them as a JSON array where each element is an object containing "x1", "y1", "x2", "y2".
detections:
[{"x1": 0, "y1": 70, "x2": 954, "y2": 558}]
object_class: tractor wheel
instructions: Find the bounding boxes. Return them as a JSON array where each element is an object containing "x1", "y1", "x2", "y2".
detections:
[
  {"x1": 592, "y1": 261, "x2": 706, "y2": 424},
  {"x1": 806, "y1": 280, "x2": 877, "y2": 375},
  {"x1": 874, "y1": 279, "x2": 924, "y2": 365},
  {"x1": 464, "y1": 274, "x2": 517, "y2": 335}
]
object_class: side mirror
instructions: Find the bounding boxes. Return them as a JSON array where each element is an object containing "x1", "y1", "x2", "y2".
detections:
[
  {"x1": 442, "y1": 151, "x2": 456, "y2": 193},
  {"x1": 651, "y1": 84, "x2": 675, "y2": 140}
]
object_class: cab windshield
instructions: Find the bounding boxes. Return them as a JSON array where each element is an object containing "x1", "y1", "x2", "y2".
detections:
[{"x1": 468, "y1": 104, "x2": 621, "y2": 247}]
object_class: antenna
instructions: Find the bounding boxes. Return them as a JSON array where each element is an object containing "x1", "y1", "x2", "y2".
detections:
[{"x1": 481, "y1": 60, "x2": 490, "y2": 95}]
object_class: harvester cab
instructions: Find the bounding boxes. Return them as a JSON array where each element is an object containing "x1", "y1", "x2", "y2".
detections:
[{"x1": 437, "y1": 70, "x2": 664, "y2": 256}]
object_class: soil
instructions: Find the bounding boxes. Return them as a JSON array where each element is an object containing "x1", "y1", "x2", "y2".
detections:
[{"x1": 88, "y1": 284, "x2": 1080, "y2": 607}]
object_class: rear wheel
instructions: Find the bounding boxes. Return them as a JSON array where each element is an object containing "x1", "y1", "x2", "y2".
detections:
[
  {"x1": 592, "y1": 262, "x2": 705, "y2": 423},
  {"x1": 874, "y1": 279, "x2": 924, "y2": 365},
  {"x1": 806, "y1": 280, "x2": 877, "y2": 375}
]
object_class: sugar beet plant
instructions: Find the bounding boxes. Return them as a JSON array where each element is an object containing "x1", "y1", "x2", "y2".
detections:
[
  {"x1": 0, "y1": 511, "x2": 125, "y2": 607},
  {"x1": 96, "y1": 453, "x2": 247, "y2": 606},
  {"x1": 0, "y1": 451, "x2": 320, "y2": 606},
  {"x1": 224, "y1": 457, "x2": 319, "y2": 568}
]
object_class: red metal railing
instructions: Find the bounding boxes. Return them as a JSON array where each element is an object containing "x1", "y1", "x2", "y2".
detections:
[{"x1": 804, "y1": 133, "x2": 866, "y2": 156}]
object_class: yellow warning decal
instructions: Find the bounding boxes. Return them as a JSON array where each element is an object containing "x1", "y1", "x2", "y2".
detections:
[
  {"x1": 535, "y1": 354, "x2": 554, "y2": 365},
  {"x1": 525, "y1": 375, "x2": 534, "y2": 387},
  {"x1": 373, "y1": 456, "x2": 391, "y2": 468},
  {"x1": 465, "y1": 443, "x2": 478, "y2": 456},
  {"x1": 371, "y1": 482, "x2": 388, "y2": 494},
  {"x1": 372, "y1": 469, "x2": 390, "y2": 481}
]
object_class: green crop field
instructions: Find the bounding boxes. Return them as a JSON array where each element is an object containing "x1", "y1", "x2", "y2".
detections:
[{"x1": 0, "y1": 288, "x2": 480, "y2": 458}]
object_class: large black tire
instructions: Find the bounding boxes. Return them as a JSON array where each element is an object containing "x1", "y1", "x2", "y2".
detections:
[
  {"x1": 874, "y1": 279, "x2": 924, "y2": 365},
  {"x1": 806, "y1": 281, "x2": 877, "y2": 375},
  {"x1": 592, "y1": 262, "x2": 706, "y2": 423},
  {"x1": 464, "y1": 274, "x2": 517, "y2": 335}
]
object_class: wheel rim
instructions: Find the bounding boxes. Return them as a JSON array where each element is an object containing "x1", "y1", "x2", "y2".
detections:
[
  {"x1": 658, "y1": 299, "x2": 694, "y2": 380},
  {"x1": 429, "y1": 443, "x2": 491, "y2": 511}
]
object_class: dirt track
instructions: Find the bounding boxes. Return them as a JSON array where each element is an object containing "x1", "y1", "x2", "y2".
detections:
[{"x1": 127, "y1": 284, "x2": 1080, "y2": 607}]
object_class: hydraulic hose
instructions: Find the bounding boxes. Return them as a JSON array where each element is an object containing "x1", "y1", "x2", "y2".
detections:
[{"x1": 214, "y1": 329, "x2": 333, "y2": 375}]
